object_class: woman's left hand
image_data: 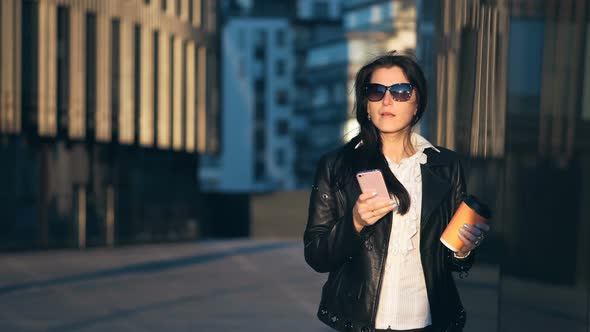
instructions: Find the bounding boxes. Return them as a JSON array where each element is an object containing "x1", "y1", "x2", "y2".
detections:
[{"x1": 457, "y1": 223, "x2": 490, "y2": 257}]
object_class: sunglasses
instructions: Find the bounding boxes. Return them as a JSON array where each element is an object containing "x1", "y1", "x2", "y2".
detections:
[{"x1": 365, "y1": 83, "x2": 413, "y2": 102}]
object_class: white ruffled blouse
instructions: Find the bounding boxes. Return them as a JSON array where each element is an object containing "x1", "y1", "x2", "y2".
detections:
[{"x1": 374, "y1": 132, "x2": 440, "y2": 330}]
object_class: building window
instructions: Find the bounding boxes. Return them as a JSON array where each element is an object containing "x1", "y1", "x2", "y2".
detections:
[
  {"x1": 256, "y1": 101, "x2": 265, "y2": 125},
  {"x1": 313, "y1": 0, "x2": 330, "y2": 19},
  {"x1": 254, "y1": 29, "x2": 266, "y2": 60},
  {"x1": 276, "y1": 90, "x2": 288, "y2": 105},
  {"x1": 276, "y1": 29, "x2": 286, "y2": 47},
  {"x1": 255, "y1": 130, "x2": 265, "y2": 151},
  {"x1": 254, "y1": 77, "x2": 266, "y2": 180},
  {"x1": 189, "y1": 0, "x2": 194, "y2": 23},
  {"x1": 144, "y1": 0, "x2": 151, "y2": 4},
  {"x1": 275, "y1": 59, "x2": 285, "y2": 76},
  {"x1": 255, "y1": 46, "x2": 265, "y2": 61},
  {"x1": 57, "y1": 6, "x2": 70, "y2": 137},
  {"x1": 22, "y1": 0, "x2": 39, "y2": 133},
  {"x1": 276, "y1": 120, "x2": 288, "y2": 136},
  {"x1": 176, "y1": 0, "x2": 181, "y2": 16},
  {"x1": 255, "y1": 79, "x2": 265, "y2": 107},
  {"x1": 255, "y1": 160, "x2": 265, "y2": 181},
  {"x1": 86, "y1": 12, "x2": 97, "y2": 138},
  {"x1": 507, "y1": 19, "x2": 544, "y2": 115},
  {"x1": 111, "y1": 19, "x2": 121, "y2": 141},
  {"x1": 161, "y1": 0, "x2": 167, "y2": 11},
  {"x1": 276, "y1": 149, "x2": 285, "y2": 166}
]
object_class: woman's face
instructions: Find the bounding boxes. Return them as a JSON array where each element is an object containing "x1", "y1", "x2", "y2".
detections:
[{"x1": 367, "y1": 66, "x2": 417, "y2": 136}]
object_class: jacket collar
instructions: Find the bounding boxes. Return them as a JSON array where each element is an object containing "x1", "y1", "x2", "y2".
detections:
[{"x1": 422, "y1": 147, "x2": 452, "y2": 167}]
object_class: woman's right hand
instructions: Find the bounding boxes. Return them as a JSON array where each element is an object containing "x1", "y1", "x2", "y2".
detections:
[{"x1": 352, "y1": 192, "x2": 397, "y2": 232}]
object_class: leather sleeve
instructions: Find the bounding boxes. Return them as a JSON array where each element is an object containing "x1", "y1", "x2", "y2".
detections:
[
  {"x1": 447, "y1": 157, "x2": 475, "y2": 275},
  {"x1": 303, "y1": 154, "x2": 363, "y2": 273}
]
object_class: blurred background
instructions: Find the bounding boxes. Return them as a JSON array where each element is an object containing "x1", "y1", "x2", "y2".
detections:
[{"x1": 0, "y1": 0, "x2": 589, "y2": 331}]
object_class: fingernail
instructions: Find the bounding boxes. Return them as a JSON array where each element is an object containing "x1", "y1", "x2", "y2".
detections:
[
  {"x1": 390, "y1": 200, "x2": 396, "y2": 205},
  {"x1": 459, "y1": 228, "x2": 465, "y2": 233},
  {"x1": 463, "y1": 224, "x2": 469, "y2": 229},
  {"x1": 372, "y1": 192, "x2": 378, "y2": 196}
]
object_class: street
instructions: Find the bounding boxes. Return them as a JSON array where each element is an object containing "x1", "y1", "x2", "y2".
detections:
[{"x1": 0, "y1": 240, "x2": 582, "y2": 331}]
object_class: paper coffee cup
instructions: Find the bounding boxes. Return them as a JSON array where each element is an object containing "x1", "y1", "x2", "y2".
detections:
[{"x1": 440, "y1": 195, "x2": 491, "y2": 252}]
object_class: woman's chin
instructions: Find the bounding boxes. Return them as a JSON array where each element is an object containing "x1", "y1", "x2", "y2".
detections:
[{"x1": 376, "y1": 125, "x2": 412, "y2": 135}]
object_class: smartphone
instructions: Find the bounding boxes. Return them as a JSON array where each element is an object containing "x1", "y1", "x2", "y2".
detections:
[{"x1": 356, "y1": 169, "x2": 390, "y2": 199}]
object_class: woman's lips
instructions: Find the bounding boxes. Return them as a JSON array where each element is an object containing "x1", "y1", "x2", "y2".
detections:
[{"x1": 380, "y1": 112, "x2": 395, "y2": 117}]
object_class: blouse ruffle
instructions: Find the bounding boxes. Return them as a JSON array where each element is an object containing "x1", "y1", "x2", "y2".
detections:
[{"x1": 386, "y1": 149, "x2": 428, "y2": 258}]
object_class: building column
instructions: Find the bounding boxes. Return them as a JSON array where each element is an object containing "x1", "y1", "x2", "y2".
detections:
[
  {"x1": 168, "y1": 0, "x2": 177, "y2": 16},
  {"x1": 38, "y1": 1, "x2": 57, "y2": 137},
  {"x1": 181, "y1": 0, "x2": 189, "y2": 22},
  {"x1": 197, "y1": 45, "x2": 207, "y2": 153},
  {"x1": 158, "y1": 31, "x2": 171, "y2": 149},
  {"x1": 69, "y1": 7, "x2": 85, "y2": 139},
  {"x1": 0, "y1": 0, "x2": 22, "y2": 134},
  {"x1": 192, "y1": 0, "x2": 202, "y2": 27},
  {"x1": 185, "y1": 41, "x2": 196, "y2": 152},
  {"x1": 140, "y1": 25, "x2": 154, "y2": 147},
  {"x1": 119, "y1": 19, "x2": 134, "y2": 144},
  {"x1": 173, "y1": 36, "x2": 183, "y2": 151},
  {"x1": 96, "y1": 13, "x2": 111, "y2": 142}
]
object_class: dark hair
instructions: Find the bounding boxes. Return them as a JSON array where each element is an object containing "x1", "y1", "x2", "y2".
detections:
[{"x1": 338, "y1": 51, "x2": 428, "y2": 215}]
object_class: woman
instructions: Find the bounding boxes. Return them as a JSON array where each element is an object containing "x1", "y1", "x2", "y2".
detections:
[{"x1": 303, "y1": 52, "x2": 490, "y2": 332}]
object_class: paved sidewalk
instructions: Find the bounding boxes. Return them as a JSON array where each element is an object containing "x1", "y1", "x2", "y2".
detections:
[
  {"x1": 0, "y1": 239, "x2": 579, "y2": 332},
  {"x1": 0, "y1": 240, "x2": 332, "y2": 332}
]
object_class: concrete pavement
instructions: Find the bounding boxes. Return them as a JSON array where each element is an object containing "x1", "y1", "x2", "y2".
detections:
[
  {"x1": 0, "y1": 240, "x2": 584, "y2": 331},
  {"x1": 0, "y1": 240, "x2": 332, "y2": 332}
]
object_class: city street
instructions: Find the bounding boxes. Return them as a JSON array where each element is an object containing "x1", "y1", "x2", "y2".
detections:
[
  {"x1": 1, "y1": 0, "x2": 589, "y2": 331},
  {"x1": 0, "y1": 240, "x2": 581, "y2": 331}
]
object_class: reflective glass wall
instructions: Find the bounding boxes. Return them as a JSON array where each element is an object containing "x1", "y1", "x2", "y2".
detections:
[{"x1": 435, "y1": 0, "x2": 590, "y2": 330}]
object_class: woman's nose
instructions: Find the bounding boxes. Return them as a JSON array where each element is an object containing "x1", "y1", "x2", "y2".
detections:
[{"x1": 382, "y1": 89, "x2": 394, "y2": 105}]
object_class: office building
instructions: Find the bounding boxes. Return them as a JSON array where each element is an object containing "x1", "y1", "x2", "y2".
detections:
[
  {"x1": 293, "y1": 0, "x2": 346, "y2": 187},
  {"x1": 434, "y1": 0, "x2": 590, "y2": 330},
  {"x1": 200, "y1": 0, "x2": 296, "y2": 192},
  {"x1": 0, "y1": 0, "x2": 218, "y2": 249}
]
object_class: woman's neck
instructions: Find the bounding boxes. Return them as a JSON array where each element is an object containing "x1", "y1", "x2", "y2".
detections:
[{"x1": 381, "y1": 130, "x2": 415, "y2": 164}]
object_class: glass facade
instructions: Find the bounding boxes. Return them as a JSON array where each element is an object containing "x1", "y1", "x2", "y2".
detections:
[
  {"x1": 435, "y1": 0, "x2": 590, "y2": 330},
  {"x1": 0, "y1": 0, "x2": 218, "y2": 249}
]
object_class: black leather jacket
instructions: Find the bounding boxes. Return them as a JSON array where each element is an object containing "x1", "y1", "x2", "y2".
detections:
[{"x1": 304, "y1": 146, "x2": 474, "y2": 332}]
